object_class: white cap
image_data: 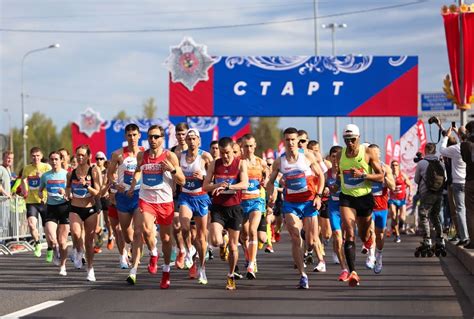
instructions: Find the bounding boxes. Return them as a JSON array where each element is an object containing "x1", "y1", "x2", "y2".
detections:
[
  {"x1": 343, "y1": 124, "x2": 360, "y2": 137},
  {"x1": 186, "y1": 128, "x2": 200, "y2": 138},
  {"x1": 95, "y1": 151, "x2": 107, "y2": 160}
]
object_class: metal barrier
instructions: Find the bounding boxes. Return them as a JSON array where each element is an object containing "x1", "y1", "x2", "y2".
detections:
[{"x1": 0, "y1": 196, "x2": 35, "y2": 255}]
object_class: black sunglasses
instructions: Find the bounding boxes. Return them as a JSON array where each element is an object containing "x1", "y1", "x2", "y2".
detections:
[
  {"x1": 148, "y1": 134, "x2": 162, "y2": 140},
  {"x1": 344, "y1": 137, "x2": 357, "y2": 143},
  {"x1": 96, "y1": 158, "x2": 105, "y2": 161},
  {"x1": 298, "y1": 139, "x2": 307, "y2": 143}
]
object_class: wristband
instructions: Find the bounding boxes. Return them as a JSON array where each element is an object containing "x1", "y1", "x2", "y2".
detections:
[
  {"x1": 315, "y1": 193, "x2": 322, "y2": 198},
  {"x1": 361, "y1": 173, "x2": 367, "y2": 179},
  {"x1": 225, "y1": 185, "x2": 230, "y2": 191},
  {"x1": 170, "y1": 169, "x2": 177, "y2": 175}
]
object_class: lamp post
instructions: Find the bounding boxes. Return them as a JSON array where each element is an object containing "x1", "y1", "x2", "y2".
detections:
[
  {"x1": 21, "y1": 43, "x2": 60, "y2": 166},
  {"x1": 3, "y1": 108, "x2": 13, "y2": 152},
  {"x1": 322, "y1": 23, "x2": 347, "y2": 144}
]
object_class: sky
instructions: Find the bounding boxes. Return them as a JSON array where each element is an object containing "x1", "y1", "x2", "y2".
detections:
[{"x1": 0, "y1": 0, "x2": 463, "y2": 151}]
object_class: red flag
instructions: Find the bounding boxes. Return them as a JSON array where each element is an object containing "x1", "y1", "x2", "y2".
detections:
[
  {"x1": 443, "y1": 11, "x2": 461, "y2": 105},
  {"x1": 416, "y1": 119, "x2": 427, "y2": 155},
  {"x1": 462, "y1": 12, "x2": 474, "y2": 107},
  {"x1": 385, "y1": 135, "x2": 393, "y2": 164}
]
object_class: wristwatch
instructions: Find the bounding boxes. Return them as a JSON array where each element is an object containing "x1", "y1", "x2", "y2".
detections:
[
  {"x1": 170, "y1": 169, "x2": 177, "y2": 175},
  {"x1": 225, "y1": 185, "x2": 230, "y2": 191},
  {"x1": 315, "y1": 193, "x2": 323, "y2": 198},
  {"x1": 361, "y1": 173, "x2": 367, "y2": 179}
]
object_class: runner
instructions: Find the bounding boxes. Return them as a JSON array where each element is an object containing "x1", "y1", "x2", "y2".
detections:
[
  {"x1": 338, "y1": 124, "x2": 384, "y2": 287},
  {"x1": 38, "y1": 151, "x2": 70, "y2": 276},
  {"x1": 326, "y1": 145, "x2": 350, "y2": 281},
  {"x1": 171, "y1": 122, "x2": 189, "y2": 269},
  {"x1": 178, "y1": 128, "x2": 213, "y2": 284},
  {"x1": 240, "y1": 133, "x2": 267, "y2": 280},
  {"x1": 66, "y1": 145, "x2": 101, "y2": 281},
  {"x1": 107, "y1": 123, "x2": 144, "y2": 269},
  {"x1": 58, "y1": 148, "x2": 72, "y2": 172},
  {"x1": 127, "y1": 125, "x2": 185, "y2": 288},
  {"x1": 209, "y1": 140, "x2": 220, "y2": 160},
  {"x1": 389, "y1": 160, "x2": 412, "y2": 242},
  {"x1": 93, "y1": 151, "x2": 110, "y2": 253},
  {"x1": 21, "y1": 147, "x2": 52, "y2": 258},
  {"x1": 203, "y1": 137, "x2": 249, "y2": 290},
  {"x1": 367, "y1": 144, "x2": 396, "y2": 274},
  {"x1": 267, "y1": 127, "x2": 325, "y2": 289}
]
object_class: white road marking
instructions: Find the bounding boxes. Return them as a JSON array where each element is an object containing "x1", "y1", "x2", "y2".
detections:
[{"x1": 1, "y1": 300, "x2": 64, "y2": 318}]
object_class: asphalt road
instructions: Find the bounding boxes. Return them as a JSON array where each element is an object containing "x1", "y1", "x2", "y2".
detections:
[{"x1": 1, "y1": 234, "x2": 473, "y2": 319}]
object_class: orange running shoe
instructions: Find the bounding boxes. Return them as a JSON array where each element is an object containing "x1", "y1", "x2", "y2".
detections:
[
  {"x1": 176, "y1": 251, "x2": 185, "y2": 269},
  {"x1": 147, "y1": 255, "x2": 158, "y2": 274},
  {"x1": 338, "y1": 269, "x2": 350, "y2": 282},
  {"x1": 94, "y1": 247, "x2": 102, "y2": 254},
  {"x1": 160, "y1": 271, "x2": 170, "y2": 289},
  {"x1": 189, "y1": 263, "x2": 198, "y2": 279},
  {"x1": 107, "y1": 238, "x2": 115, "y2": 250},
  {"x1": 348, "y1": 271, "x2": 360, "y2": 287}
]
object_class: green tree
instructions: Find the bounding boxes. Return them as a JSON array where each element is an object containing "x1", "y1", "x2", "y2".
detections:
[
  {"x1": 58, "y1": 123, "x2": 72, "y2": 154},
  {"x1": 113, "y1": 110, "x2": 131, "y2": 120},
  {"x1": 251, "y1": 117, "x2": 282, "y2": 157},
  {"x1": 143, "y1": 97, "x2": 157, "y2": 119}
]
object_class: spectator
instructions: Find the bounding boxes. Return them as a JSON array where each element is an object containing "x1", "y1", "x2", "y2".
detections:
[
  {"x1": 2, "y1": 150, "x2": 16, "y2": 180},
  {"x1": 440, "y1": 127, "x2": 469, "y2": 247},
  {"x1": 414, "y1": 143, "x2": 446, "y2": 249},
  {"x1": 461, "y1": 120, "x2": 474, "y2": 249},
  {"x1": 0, "y1": 164, "x2": 11, "y2": 197}
]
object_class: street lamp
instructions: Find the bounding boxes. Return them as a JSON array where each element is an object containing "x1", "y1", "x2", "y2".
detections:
[
  {"x1": 21, "y1": 43, "x2": 60, "y2": 167},
  {"x1": 322, "y1": 23, "x2": 347, "y2": 144},
  {"x1": 3, "y1": 108, "x2": 13, "y2": 153}
]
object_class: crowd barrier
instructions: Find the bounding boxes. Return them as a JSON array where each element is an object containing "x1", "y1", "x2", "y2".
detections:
[{"x1": 0, "y1": 196, "x2": 37, "y2": 255}]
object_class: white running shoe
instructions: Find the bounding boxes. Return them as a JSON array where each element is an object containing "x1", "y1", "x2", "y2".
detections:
[
  {"x1": 53, "y1": 250, "x2": 61, "y2": 266},
  {"x1": 120, "y1": 256, "x2": 129, "y2": 269},
  {"x1": 313, "y1": 261, "x2": 326, "y2": 273},
  {"x1": 87, "y1": 268, "x2": 96, "y2": 282},
  {"x1": 365, "y1": 255, "x2": 376, "y2": 269},
  {"x1": 59, "y1": 266, "x2": 67, "y2": 276},
  {"x1": 198, "y1": 267, "x2": 208, "y2": 285},
  {"x1": 184, "y1": 252, "x2": 194, "y2": 269},
  {"x1": 374, "y1": 252, "x2": 383, "y2": 274},
  {"x1": 332, "y1": 253, "x2": 340, "y2": 264},
  {"x1": 74, "y1": 252, "x2": 83, "y2": 269}
]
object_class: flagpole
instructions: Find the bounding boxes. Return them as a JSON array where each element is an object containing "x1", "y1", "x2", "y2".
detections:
[{"x1": 459, "y1": 0, "x2": 467, "y2": 126}]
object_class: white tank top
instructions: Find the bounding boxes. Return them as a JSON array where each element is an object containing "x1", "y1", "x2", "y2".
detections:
[
  {"x1": 180, "y1": 150, "x2": 207, "y2": 196},
  {"x1": 279, "y1": 149, "x2": 314, "y2": 196},
  {"x1": 117, "y1": 147, "x2": 143, "y2": 191},
  {"x1": 139, "y1": 150, "x2": 174, "y2": 204}
]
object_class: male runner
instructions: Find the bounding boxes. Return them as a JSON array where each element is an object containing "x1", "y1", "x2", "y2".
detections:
[
  {"x1": 389, "y1": 160, "x2": 412, "y2": 242},
  {"x1": 267, "y1": 127, "x2": 325, "y2": 289},
  {"x1": 203, "y1": 137, "x2": 248, "y2": 290},
  {"x1": 127, "y1": 125, "x2": 185, "y2": 288},
  {"x1": 339, "y1": 124, "x2": 384, "y2": 287}
]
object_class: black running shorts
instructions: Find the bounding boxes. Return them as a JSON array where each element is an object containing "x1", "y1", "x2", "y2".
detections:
[{"x1": 211, "y1": 204, "x2": 243, "y2": 231}]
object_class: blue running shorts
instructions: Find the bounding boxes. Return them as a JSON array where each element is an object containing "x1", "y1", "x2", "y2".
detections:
[
  {"x1": 116, "y1": 189, "x2": 139, "y2": 214},
  {"x1": 328, "y1": 200, "x2": 342, "y2": 232},
  {"x1": 178, "y1": 193, "x2": 211, "y2": 218},
  {"x1": 388, "y1": 199, "x2": 406, "y2": 208},
  {"x1": 372, "y1": 209, "x2": 388, "y2": 230},
  {"x1": 241, "y1": 197, "x2": 265, "y2": 217},
  {"x1": 282, "y1": 200, "x2": 318, "y2": 219}
]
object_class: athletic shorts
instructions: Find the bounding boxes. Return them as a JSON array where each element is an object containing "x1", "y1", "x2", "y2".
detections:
[
  {"x1": 272, "y1": 200, "x2": 283, "y2": 217},
  {"x1": 100, "y1": 197, "x2": 110, "y2": 211},
  {"x1": 26, "y1": 203, "x2": 47, "y2": 226},
  {"x1": 388, "y1": 199, "x2": 406, "y2": 208},
  {"x1": 328, "y1": 200, "x2": 342, "y2": 232},
  {"x1": 211, "y1": 204, "x2": 243, "y2": 231},
  {"x1": 139, "y1": 200, "x2": 174, "y2": 226},
  {"x1": 178, "y1": 193, "x2": 211, "y2": 218},
  {"x1": 319, "y1": 200, "x2": 329, "y2": 219},
  {"x1": 116, "y1": 190, "x2": 139, "y2": 214},
  {"x1": 45, "y1": 202, "x2": 70, "y2": 225},
  {"x1": 282, "y1": 200, "x2": 318, "y2": 219},
  {"x1": 108, "y1": 204, "x2": 118, "y2": 219},
  {"x1": 70, "y1": 205, "x2": 97, "y2": 222},
  {"x1": 339, "y1": 192, "x2": 374, "y2": 218},
  {"x1": 258, "y1": 214, "x2": 267, "y2": 232},
  {"x1": 241, "y1": 198, "x2": 265, "y2": 216},
  {"x1": 373, "y1": 209, "x2": 388, "y2": 230}
]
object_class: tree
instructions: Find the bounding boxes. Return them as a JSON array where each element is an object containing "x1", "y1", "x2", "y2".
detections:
[
  {"x1": 113, "y1": 110, "x2": 131, "y2": 120},
  {"x1": 251, "y1": 117, "x2": 282, "y2": 157},
  {"x1": 58, "y1": 123, "x2": 72, "y2": 154},
  {"x1": 143, "y1": 97, "x2": 157, "y2": 119}
]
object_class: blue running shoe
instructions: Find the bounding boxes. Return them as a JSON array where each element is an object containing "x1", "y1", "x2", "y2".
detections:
[{"x1": 298, "y1": 275, "x2": 309, "y2": 289}]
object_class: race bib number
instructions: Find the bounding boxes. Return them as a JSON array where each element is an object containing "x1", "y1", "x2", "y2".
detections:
[
  {"x1": 28, "y1": 176, "x2": 40, "y2": 190},
  {"x1": 342, "y1": 169, "x2": 365, "y2": 188},
  {"x1": 284, "y1": 170, "x2": 308, "y2": 194}
]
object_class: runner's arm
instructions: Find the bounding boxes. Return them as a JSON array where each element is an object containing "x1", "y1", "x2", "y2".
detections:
[
  {"x1": 384, "y1": 164, "x2": 396, "y2": 191},
  {"x1": 230, "y1": 160, "x2": 249, "y2": 191}
]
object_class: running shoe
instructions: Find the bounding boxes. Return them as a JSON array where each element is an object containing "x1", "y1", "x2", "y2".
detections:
[
  {"x1": 160, "y1": 271, "x2": 170, "y2": 289},
  {"x1": 170, "y1": 247, "x2": 177, "y2": 262},
  {"x1": 258, "y1": 241, "x2": 264, "y2": 250},
  {"x1": 46, "y1": 249, "x2": 54, "y2": 263},
  {"x1": 198, "y1": 267, "x2": 208, "y2": 285},
  {"x1": 338, "y1": 269, "x2": 350, "y2": 282},
  {"x1": 95, "y1": 231, "x2": 105, "y2": 248},
  {"x1": 59, "y1": 266, "x2": 67, "y2": 277},
  {"x1": 246, "y1": 262, "x2": 256, "y2": 280},
  {"x1": 226, "y1": 275, "x2": 236, "y2": 290},
  {"x1": 220, "y1": 235, "x2": 229, "y2": 261},
  {"x1": 189, "y1": 263, "x2": 198, "y2": 279},
  {"x1": 120, "y1": 256, "x2": 129, "y2": 269},
  {"x1": 332, "y1": 253, "x2": 340, "y2": 264},
  {"x1": 395, "y1": 236, "x2": 401, "y2": 243},
  {"x1": 53, "y1": 249, "x2": 60, "y2": 266},
  {"x1": 208, "y1": 248, "x2": 214, "y2": 260},
  {"x1": 348, "y1": 271, "x2": 360, "y2": 287},
  {"x1": 265, "y1": 245, "x2": 274, "y2": 253},
  {"x1": 34, "y1": 243, "x2": 42, "y2": 258},
  {"x1": 298, "y1": 275, "x2": 309, "y2": 289},
  {"x1": 361, "y1": 238, "x2": 372, "y2": 255},
  {"x1": 304, "y1": 252, "x2": 314, "y2": 265},
  {"x1": 275, "y1": 232, "x2": 281, "y2": 242},
  {"x1": 126, "y1": 274, "x2": 137, "y2": 285},
  {"x1": 86, "y1": 268, "x2": 96, "y2": 282},
  {"x1": 107, "y1": 237, "x2": 115, "y2": 250},
  {"x1": 233, "y1": 266, "x2": 244, "y2": 280},
  {"x1": 313, "y1": 261, "x2": 326, "y2": 273},
  {"x1": 374, "y1": 252, "x2": 383, "y2": 274},
  {"x1": 176, "y1": 251, "x2": 185, "y2": 269},
  {"x1": 365, "y1": 255, "x2": 376, "y2": 270},
  {"x1": 74, "y1": 252, "x2": 84, "y2": 270},
  {"x1": 148, "y1": 255, "x2": 158, "y2": 274},
  {"x1": 94, "y1": 247, "x2": 102, "y2": 254},
  {"x1": 184, "y1": 253, "x2": 194, "y2": 270}
]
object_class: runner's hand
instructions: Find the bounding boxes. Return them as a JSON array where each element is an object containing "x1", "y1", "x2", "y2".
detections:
[{"x1": 313, "y1": 196, "x2": 322, "y2": 210}]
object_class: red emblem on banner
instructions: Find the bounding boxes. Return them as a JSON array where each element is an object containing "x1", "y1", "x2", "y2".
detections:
[{"x1": 385, "y1": 135, "x2": 393, "y2": 164}]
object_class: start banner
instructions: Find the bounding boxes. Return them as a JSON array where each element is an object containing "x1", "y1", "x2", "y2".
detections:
[{"x1": 170, "y1": 56, "x2": 418, "y2": 117}]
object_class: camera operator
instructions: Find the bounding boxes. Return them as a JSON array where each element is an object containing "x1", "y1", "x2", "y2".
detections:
[
  {"x1": 461, "y1": 120, "x2": 474, "y2": 249},
  {"x1": 440, "y1": 124, "x2": 469, "y2": 247},
  {"x1": 414, "y1": 143, "x2": 446, "y2": 250}
]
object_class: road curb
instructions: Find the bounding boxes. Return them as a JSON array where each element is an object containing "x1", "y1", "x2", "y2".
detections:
[{"x1": 446, "y1": 241, "x2": 474, "y2": 275}]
